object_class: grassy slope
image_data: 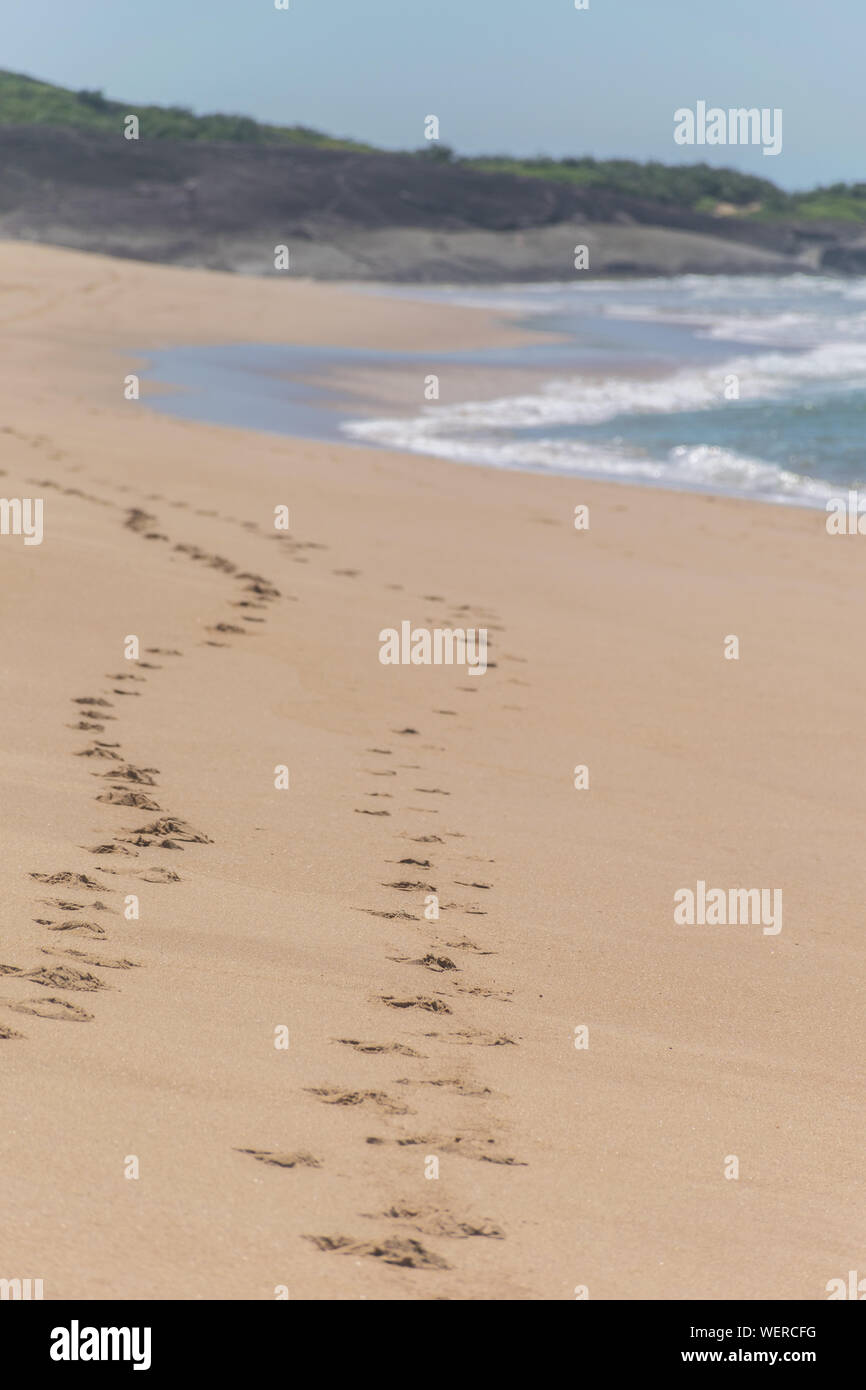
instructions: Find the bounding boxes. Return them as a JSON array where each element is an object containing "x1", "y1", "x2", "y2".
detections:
[
  {"x1": 2, "y1": 69, "x2": 865, "y2": 223},
  {"x1": 0, "y1": 68, "x2": 374, "y2": 151},
  {"x1": 463, "y1": 156, "x2": 866, "y2": 223}
]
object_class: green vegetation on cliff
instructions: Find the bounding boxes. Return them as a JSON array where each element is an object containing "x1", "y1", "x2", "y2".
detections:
[{"x1": 3, "y1": 69, "x2": 865, "y2": 222}]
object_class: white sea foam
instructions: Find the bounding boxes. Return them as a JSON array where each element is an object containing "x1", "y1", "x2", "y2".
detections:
[
  {"x1": 344, "y1": 277, "x2": 866, "y2": 505},
  {"x1": 376, "y1": 274, "x2": 866, "y2": 347},
  {"x1": 345, "y1": 339, "x2": 866, "y2": 435},
  {"x1": 343, "y1": 420, "x2": 835, "y2": 506}
]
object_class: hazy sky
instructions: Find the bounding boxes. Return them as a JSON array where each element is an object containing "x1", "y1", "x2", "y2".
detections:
[{"x1": 2, "y1": 0, "x2": 861, "y2": 190}]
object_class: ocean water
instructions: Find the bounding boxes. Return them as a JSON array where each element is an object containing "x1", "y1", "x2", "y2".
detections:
[
  {"x1": 138, "y1": 274, "x2": 866, "y2": 508},
  {"x1": 343, "y1": 275, "x2": 866, "y2": 507}
]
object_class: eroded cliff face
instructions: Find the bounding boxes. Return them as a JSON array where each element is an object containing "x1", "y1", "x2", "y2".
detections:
[{"x1": 0, "y1": 125, "x2": 855, "y2": 281}]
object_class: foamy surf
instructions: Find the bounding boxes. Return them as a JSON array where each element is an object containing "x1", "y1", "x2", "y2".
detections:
[
  {"x1": 343, "y1": 275, "x2": 866, "y2": 505},
  {"x1": 343, "y1": 421, "x2": 836, "y2": 505}
]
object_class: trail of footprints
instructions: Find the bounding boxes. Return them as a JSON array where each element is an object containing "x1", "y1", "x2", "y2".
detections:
[
  {"x1": 5, "y1": 454, "x2": 531, "y2": 1284},
  {"x1": 288, "y1": 595, "x2": 530, "y2": 1276},
  {"x1": 1, "y1": 469, "x2": 290, "y2": 1036}
]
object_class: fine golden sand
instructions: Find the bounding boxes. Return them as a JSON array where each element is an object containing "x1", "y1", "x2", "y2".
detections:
[{"x1": 1, "y1": 243, "x2": 864, "y2": 1300}]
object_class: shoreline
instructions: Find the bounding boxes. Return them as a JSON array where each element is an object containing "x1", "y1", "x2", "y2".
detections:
[
  {"x1": 127, "y1": 277, "x2": 858, "y2": 513},
  {"x1": 2, "y1": 241, "x2": 864, "y2": 1301}
]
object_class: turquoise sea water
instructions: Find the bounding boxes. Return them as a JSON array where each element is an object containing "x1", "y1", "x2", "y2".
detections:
[{"x1": 139, "y1": 274, "x2": 866, "y2": 507}]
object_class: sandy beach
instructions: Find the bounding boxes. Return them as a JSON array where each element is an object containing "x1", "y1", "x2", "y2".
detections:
[{"x1": 1, "y1": 242, "x2": 864, "y2": 1301}]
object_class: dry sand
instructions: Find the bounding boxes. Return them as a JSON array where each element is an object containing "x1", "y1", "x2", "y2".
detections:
[{"x1": 0, "y1": 243, "x2": 863, "y2": 1301}]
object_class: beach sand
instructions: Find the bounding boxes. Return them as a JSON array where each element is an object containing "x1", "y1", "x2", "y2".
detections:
[{"x1": 1, "y1": 243, "x2": 864, "y2": 1301}]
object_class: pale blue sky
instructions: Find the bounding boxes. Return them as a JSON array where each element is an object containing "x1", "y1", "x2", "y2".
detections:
[{"x1": 1, "y1": 0, "x2": 860, "y2": 189}]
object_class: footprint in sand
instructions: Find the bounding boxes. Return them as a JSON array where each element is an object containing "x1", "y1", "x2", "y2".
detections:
[
  {"x1": 424, "y1": 1029, "x2": 517, "y2": 1047},
  {"x1": 124, "y1": 508, "x2": 159, "y2": 534},
  {"x1": 242, "y1": 581, "x2": 281, "y2": 601},
  {"x1": 124, "y1": 836, "x2": 184, "y2": 850},
  {"x1": 6, "y1": 997, "x2": 94, "y2": 1022},
  {"x1": 378, "y1": 996, "x2": 452, "y2": 1015},
  {"x1": 83, "y1": 843, "x2": 139, "y2": 857},
  {"x1": 96, "y1": 791, "x2": 162, "y2": 809},
  {"x1": 30, "y1": 872, "x2": 112, "y2": 890},
  {"x1": 394, "y1": 1078, "x2": 492, "y2": 1099},
  {"x1": 388, "y1": 954, "x2": 458, "y2": 974},
  {"x1": 333, "y1": 1039, "x2": 425, "y2": 1058},
  {"x1": 305, "y1": 1088, "x2": 411, "y2": 1116},
  {"x1": 440, "y1": 937, "x2": 495, "y2": 956},
  {"x1": 76, "y1": 745, "x2": 123, "y2": 761},
  {"x1": 368, "y1": 1205, "x2": 503, "y2": 1240},
  {"x1": 453, "y1": 984, "x2": 513, "y2": 1002},
  {"x1": 235, "y1": 1150, "x2": 320, "y2": 1169},
  {"x1": 37, "y1": 898, "x2": 115, "y2": 915},
  {"x1": 19, "y1": 964, "x2": 110, "y2": 992},
  {"x1": 128, "y1": 817, "x2": 212, "y2": 844},
  {"x1": 357, "y1": 909, "x2": 418, "y2": 921},
  {"x1": 100, "y1": 766, "x2": 159, "y2": 786},
  {"x1": 41, "y1": 947, "x2": 139, "y2": 970},
  {"x1": 303, "y1": 1235, "x2": 450, "y2": 1271},
  {"x1": 44, "y1": 920, "x2": 107, "y2": 939},
  {"x1": 368, "y1": 1133, "x2": 525, "y2": 1167}
]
